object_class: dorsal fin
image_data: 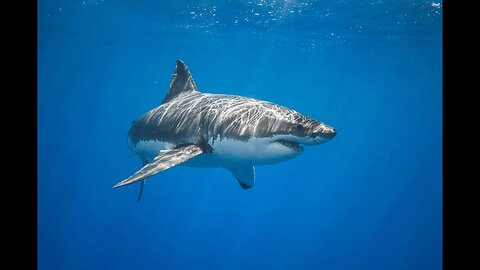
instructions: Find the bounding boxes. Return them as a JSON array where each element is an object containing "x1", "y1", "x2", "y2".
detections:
[{"x1": 162, "y1": 60, "x2": 198, "y2": 103}]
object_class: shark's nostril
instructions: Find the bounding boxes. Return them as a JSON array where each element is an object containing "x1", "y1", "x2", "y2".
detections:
[
  {"x1": 324, "y1": 130, "x2": 337, "y2": 139},
  {"x1": 313, "y1": 128, "x2": 336, "y2": 140}
]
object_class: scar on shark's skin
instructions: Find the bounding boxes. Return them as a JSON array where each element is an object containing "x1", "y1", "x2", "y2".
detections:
[{"x1": 115, "y1": 60, "x2": 336, "y2": 201}]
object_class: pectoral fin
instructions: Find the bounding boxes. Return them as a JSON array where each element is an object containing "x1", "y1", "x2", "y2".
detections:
[
  {"x1": 227, "y1": 165, "x2": 255, "y2": 189},
  {"x1": 114, "y1": 144, "x2": 203, "y2": 188}
]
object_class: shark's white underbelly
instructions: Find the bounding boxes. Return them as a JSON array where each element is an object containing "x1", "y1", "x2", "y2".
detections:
[{"x1": 134, "y1": 136, "x2": 302, "y2": 167}]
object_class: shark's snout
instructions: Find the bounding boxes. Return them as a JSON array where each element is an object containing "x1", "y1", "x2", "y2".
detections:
[
  {"x1": 295, "y1": 123, "x2": 336, "y2": 145},
  {"x1": 309, "y1": 124, "x2": 337, "y2": 143},
  {"x1": 317, "y1": 128, "x2": 337, "y2": 140}
]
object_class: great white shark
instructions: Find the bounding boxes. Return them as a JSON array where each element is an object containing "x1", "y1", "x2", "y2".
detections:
[{"x1": 114, "y1": 60, "x2": 336, "y2": 201}]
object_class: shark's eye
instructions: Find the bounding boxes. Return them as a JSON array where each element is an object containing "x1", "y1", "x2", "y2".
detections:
[{"x1": 296, "y1": 124, "x2": 304, "y2": 130}]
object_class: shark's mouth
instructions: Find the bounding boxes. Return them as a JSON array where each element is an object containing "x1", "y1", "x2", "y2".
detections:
[{"x1": 276, "y1": 139, "x2": 304, "y2": 152}]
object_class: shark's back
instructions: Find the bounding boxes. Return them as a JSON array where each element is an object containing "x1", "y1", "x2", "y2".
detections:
[{"x1": 129, "y1": 91, "x2": 305, "y2": 145}]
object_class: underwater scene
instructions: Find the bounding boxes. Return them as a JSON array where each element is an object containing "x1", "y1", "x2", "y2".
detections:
[{"x1": 38, "y1": 0, "x2": 442, "y2": 269}]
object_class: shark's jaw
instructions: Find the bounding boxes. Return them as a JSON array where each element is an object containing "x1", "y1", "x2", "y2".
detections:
[
  {"x1": 274, "y1": 127, "x2": 337, "y2": 151},
  {"x1": 275, "y1": 139, "x2": 304, "y2": 152},
  {"x1": 272, "y1": 134, "x2": 334, "y2": 153}
]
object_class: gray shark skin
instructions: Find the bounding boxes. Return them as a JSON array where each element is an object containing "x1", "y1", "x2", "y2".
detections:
[{"x1": 114, "y1": 60, "x2": 336, "y2": 199}]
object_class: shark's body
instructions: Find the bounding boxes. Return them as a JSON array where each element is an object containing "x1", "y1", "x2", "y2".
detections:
[{"x1": 114, "y1": 60, "x2": 336, "y2": 200}]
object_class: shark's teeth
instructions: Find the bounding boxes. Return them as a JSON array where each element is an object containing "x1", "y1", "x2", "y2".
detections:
[{"x1": 276, "y1": 139, "x2": 304, "y2": 152}]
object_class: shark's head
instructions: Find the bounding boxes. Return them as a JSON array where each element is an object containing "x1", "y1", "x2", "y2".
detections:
[
  {"x1": 256, "y1": 103, "x2": 336, "y2": 153},
  {"x1": 290, "y1": 116, "x2": 337, "y2": 145}
]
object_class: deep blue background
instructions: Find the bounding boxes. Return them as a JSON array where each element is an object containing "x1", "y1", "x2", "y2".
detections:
[{"x1": 38, "y1": 1, "x2": 442, "y2": 269}]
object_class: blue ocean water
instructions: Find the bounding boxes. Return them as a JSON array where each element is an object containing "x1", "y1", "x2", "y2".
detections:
[{"x1": 38, "y1": 1, "x2": 442, "y2": 269}]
